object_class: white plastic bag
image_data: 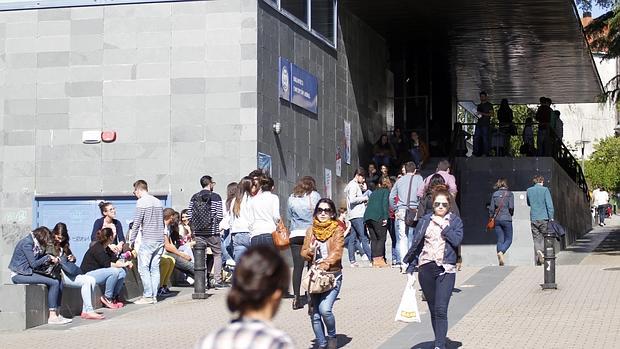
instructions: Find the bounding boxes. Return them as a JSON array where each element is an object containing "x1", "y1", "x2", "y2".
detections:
[{"x1": 395, "y1": 274, "x2": 421, "y2": 323}]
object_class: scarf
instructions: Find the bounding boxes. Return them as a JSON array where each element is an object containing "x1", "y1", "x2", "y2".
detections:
[{"x1": 312, "y1": 218, "x2": 339, "y2": 242}]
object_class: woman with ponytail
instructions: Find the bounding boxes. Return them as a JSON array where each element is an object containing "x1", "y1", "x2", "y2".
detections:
[
  {"x1": 194, "y1": 246, "x2": 293, "y2": 349},
  {"x1": 301, "y1": 198, "x2": 344, "y2": 349}
]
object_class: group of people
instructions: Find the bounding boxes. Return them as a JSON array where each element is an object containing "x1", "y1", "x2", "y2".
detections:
[
  {"x1": 372, "y1": 129, "x2": 430, "y2": 172},
  {"x1": 470, "y1": 92, "x2": 564, "y2": 157}
]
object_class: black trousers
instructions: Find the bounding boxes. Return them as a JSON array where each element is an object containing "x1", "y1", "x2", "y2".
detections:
[
  {"x1": 289, "y1": 236, "x2": 306, "y2": 297},
  {"x1": 366, "y1": 219, "x2": 387, "y2": 258}
]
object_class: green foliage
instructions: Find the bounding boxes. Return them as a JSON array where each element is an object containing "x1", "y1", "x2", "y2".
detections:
[{"x1": 584, "y1": 136, "x2": 620, "y2": 190}]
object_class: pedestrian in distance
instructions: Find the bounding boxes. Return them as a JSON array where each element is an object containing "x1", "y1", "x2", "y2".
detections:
[
  {"x1": 403, "y1": 185, "x2": 464, "y2": 349},
  {"x1": 364, "y1": 176, "x2": 391, "y2": 267},
  {"x1": 287, "y1": 176, "x2": 321, "y2": 310},
  {"x1": 344, "y1": 167, "x2": 372, "y2": 267},
  {"x1": 248, "y1": 175, "x2": 280, "y2": 248},
  {"x1": 592, "y1": 186, "x2": 610, "y2": 227},
  {"x1": 128, "y1": 179, "x2": 164, "y2": 304},
  {"x1": 230, "y1": 176, "x2": 254, "y2": 263},
  {"x1": 194, "y1": 246, "x2": 294, "y2": 349},
  {"x1": 188, "y1": 175, "x2": 225, "y2": 289},
  {"x1": 301, "y1": 198, "x2": 344, "y2": 349},
  {"x1": 489, "y1": 178, "x2": 514, "y2": 266},
  {"x1": 526, "y1": 175, "x2": 554, "y2": 266}
]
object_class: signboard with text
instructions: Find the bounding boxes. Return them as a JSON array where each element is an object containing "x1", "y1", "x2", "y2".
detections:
[{"x1": 278, "y1": 57, "x2": 319, "y2": 114}]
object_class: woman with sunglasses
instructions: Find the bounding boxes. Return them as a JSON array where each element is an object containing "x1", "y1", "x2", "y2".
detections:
[
  {"x1": 403, "y1": 185, "x2": 463, "y2": 349},
  {"x1": 301, "y1": 198, "x2": 344, "y2": 349}
]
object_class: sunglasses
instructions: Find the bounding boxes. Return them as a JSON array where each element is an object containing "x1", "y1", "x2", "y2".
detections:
[
  {"x1": 433, "y1": 202, "x2": 449, "y2": 208},
  {"x1": 317, "y1": 207, "x2": 333, "y2": 214}
]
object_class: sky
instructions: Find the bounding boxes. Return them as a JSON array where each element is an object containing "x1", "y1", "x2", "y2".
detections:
[{"x1": 578, "y1": 2, "x2": 613, "y2": 18}]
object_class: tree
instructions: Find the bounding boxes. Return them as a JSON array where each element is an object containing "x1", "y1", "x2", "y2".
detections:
[
  {"x1": 584, "y1": 136, "x2": 620, "y2": 190},
  {"x1": 577, "y1": 0, "x2": 620, "y2": 102}
]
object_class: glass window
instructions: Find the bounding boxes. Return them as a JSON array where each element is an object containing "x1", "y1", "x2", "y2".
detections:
[
  {"x1": 311, "y1": 0, "x2": 335, "y2": 43},
  {"x1": 281, "y1": 0, "x2": 308, "y2": 24}
]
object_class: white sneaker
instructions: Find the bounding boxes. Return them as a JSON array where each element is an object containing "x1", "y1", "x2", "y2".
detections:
[
  {"x1": 361, "y1": 255, "x2": 369, "y2": 261},
  {"x1": 48, "y1": 316, "x2": 71, "y2": 325},
  {"x1": 133, "y1": 297, "x2": 155, "y2": 305},
  {"x1": 57, "y1": 315, "x2": 72, "y2": 323}
]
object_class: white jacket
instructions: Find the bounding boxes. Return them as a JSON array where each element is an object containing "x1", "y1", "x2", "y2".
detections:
[{"x1": 248, "y1": 191, "x2": 281, "y2": 237}]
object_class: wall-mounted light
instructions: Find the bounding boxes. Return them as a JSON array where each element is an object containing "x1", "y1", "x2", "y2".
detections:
[{"x1": 273, "y1": 121, "x2": 282, "y2": 135}]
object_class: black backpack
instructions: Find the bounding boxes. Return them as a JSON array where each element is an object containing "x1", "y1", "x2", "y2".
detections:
[{"x1": 190, "y1": 191, "x2": 214, "y2": 234}]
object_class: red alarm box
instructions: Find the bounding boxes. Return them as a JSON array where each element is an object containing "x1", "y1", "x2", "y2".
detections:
[{"x1": 101, "y1": 131, "x2": 117, "y2": 143}]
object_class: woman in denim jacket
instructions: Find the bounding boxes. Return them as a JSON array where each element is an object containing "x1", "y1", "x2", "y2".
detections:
[
  {"x1": 403, "y1": 185, "x2": 463, "y2": 349},
  {"x1": 8, "y1": 226, "x2": 71, "y2": 325},
  {"x1": 287, "y1": 176, "x2": 321, "y2": 310}
]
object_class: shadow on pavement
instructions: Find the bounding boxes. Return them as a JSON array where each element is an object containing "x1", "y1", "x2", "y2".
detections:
[
  {"x1": 307, "y1": 334, "x2": 352, "y2": 349},
  {"x1": 593, "y1": 229, "x2": 620, "y2": 255},
  {"x1": 410, "y1": 338, "x2": 463, "y2": 349}
]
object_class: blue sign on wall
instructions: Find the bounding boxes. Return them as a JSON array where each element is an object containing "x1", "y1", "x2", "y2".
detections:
[
  {"x1": 279, "y1": 57, "x2": 291, "y2": 101},
  {"x1": 278, "y1": 57, "x2": 319, "y2": 114}
]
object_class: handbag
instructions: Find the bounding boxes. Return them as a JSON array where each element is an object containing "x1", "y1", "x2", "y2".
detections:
[
  {"x1": 395, "y1": 274, "x2": 421, "y2": 323},
  {"x1": 487, "y1": 191, "x2": 507, "y2": 232},
  {"x1": 301, "y1": 244, "x2": 335, "y2": 294},
  {"x1": 33, "y1": 260, "x2": 62, "y2": 280},
  {"x1": 59, "y1": 255, "x2": 82, "y2": 278},
  {"x1": 272, "y1": 220, "x2": 290, "y2": 250},
  {"x1": 404, "y1": 175, "x2": 418, "y2": 226}
]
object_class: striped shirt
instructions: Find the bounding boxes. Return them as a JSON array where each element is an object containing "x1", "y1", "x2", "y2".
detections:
[
  {"x1": 195, "y1": 319, "x2": 295, "y2": 349},
  {"x1": 187, "y1": 189, "x2": 223, "y2": 235},
  {"x1": 129, "y1": 193, "x2": 164, "y2": 244}
]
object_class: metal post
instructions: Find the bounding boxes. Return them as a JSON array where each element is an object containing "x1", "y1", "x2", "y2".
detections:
[
  {"x1": 192, "y1": 241, "x2": 208, "y2": 299},
  {"x1": 541, "y1": 231, "x2": 557, "y2": 290}
]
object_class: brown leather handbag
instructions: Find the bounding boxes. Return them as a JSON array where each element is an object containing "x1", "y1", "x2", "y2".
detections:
[
  {"x1": 272, "y1": 220, "x2": 290, "y2": 250},
  {"x1": 487, "y1": 192, "x2": 507, "y2": 232}
]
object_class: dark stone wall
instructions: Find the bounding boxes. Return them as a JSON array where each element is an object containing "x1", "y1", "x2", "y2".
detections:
[
  {"x1": 257, "y1": 2, "x2": 390, "y2": 209},
  {"x1": 455, "y1": 157, "x2": 591, "y2": 248}
]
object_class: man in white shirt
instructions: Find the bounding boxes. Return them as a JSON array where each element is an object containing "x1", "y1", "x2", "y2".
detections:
[
  {"x1": 593, "y1": 187, "x2": 610, "y2": 227},
  {"x1": 344, "y1": 167, "x2": 372, "y2": 267}
]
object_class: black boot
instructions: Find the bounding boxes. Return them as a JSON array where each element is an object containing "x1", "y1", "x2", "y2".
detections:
[{"x1": 292, "y1": 296, "x2": 303, "y2": 310}]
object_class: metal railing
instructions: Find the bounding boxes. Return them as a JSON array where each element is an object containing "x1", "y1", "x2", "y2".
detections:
[{"x1": 450, "y1": 122, "x2": 590, "y2": 202}]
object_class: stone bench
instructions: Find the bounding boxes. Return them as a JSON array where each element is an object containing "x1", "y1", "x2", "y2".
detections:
[{"x1": 0, "y1": 266, "x2": 144, "y2": 331}]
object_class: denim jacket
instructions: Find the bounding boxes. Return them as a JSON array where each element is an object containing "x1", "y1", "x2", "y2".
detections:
[
  {"x1": 404, "y1": 213, "x2": 464, "y2": 274},
  {"x1": 287, "y1": 191, "x2": 321, "y2": 232},
  {"x1": 8, "y1": 234, "x2": 51, "y2": 276}
]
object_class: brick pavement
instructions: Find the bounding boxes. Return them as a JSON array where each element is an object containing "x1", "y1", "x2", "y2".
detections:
[{"x1": 0, "y1": 266, "x2": 479, "y2": 349}]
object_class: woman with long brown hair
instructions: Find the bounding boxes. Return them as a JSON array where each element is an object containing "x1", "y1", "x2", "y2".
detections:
[
  {"x1": 489, "y1": 178, "x2": 514, "y2": 266},
  {"x1": 301, "y1": 198, "x2": 344, "y2": 349},
  {"x1": 287, "y1": 176, "x2": 321, "y2": 310},
  {"x1": 230, "y1": 176, "x2": 254, "y2": 262}
]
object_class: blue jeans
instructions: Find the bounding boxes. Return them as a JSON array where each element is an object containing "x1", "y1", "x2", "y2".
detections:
[
  {"x1": 63, "y1": 274, "x2": 96, "y2": 313},
  {"x1": 598, "y1": 205, "x2": 608, "y2": 224},
  {"x1": 232, "y1": 232, "x2": 251, "y2": 263},
  {"x1": 344, "y1": 233, "x2": 363, "y2": 258},
  {"x1": 86, "y1": 267, "x2": 126, "y2": 299},
  {"x1": 395, "y1": 213, "x2": 414, "y2": 266},
  {"x1": 250, "y1": 233, "x2": 275, "y2": 248},
  {"x1": 12, "y1": 273, "x2": 62, "y2": 310},
  {"x1": 494, "y1": 220, "x2": 513, "y2": 254},
  {"x1": 473, "y1": 125, "x2": 489, "y2": 156},
  {"x1": 418, "y1": 262, "x2": 456, "y2": 349},
  {"x1": 348, "y1": 218, "x2": 371, "y2": 263},
  {"x1": 138, "y1": 241, "x2": 164, "y2": 298},
  {"x1": 388, "y1": 218, "x2": 400, "y2": 264},
  {"x1": 310, "y1": 275, "x2": 343, "y2": 347},
  {"x1": 221, "y1": 229, "x2": 233, "y2": 264}
]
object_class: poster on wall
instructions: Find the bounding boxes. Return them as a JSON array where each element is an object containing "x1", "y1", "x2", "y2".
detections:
[
  {"x1": 344, "y1": 120, "x2": 351, "y2": 164},
  {"x1": 324, "y1": 168, "x2": 332, "y2": 199},
  {"x1": 257, "y1": 152, "x2": 272, "y2": 176},
  {"x1": 336, "y1": 148, "x2": 342, "y2": 177}
]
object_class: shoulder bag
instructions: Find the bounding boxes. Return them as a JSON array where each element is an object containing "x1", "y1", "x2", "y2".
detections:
[
  {"x1": 487, "y1": 191, "x2": 507, "y2": 231},
  {"x1": 404, "y1": 175, "x2": 418, "y2": 226},
  {"x1": 33, "y1": 258, "x2": 62, "y2": 280},
  {"x1": 301, "y1": 243, "x2": 335, "y2": 294},
  {"x1": 272, "y1": 220, "x2": 290, "y2": 250}
]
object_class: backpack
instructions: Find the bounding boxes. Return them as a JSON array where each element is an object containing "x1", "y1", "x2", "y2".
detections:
[{"x1": 190, "y1": 191, "x2": 214, "y2": 234}]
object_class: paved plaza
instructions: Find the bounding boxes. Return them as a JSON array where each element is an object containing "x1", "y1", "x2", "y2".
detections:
[{"x1": 1, "y1": 218, "x2": 619, "y2": 349}]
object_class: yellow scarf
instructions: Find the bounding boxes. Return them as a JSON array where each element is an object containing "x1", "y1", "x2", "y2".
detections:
[{"x1": 312, "y1": 218, "x2": 339, "y2": 242}]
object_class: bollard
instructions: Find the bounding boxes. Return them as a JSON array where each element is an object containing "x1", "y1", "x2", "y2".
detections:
[
  {"x1": 541, "y1": 231, "x2": 557, "y2": 290},
  {"x1": 192, "y1": 241, "x2": 209, "y2": 299}
]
